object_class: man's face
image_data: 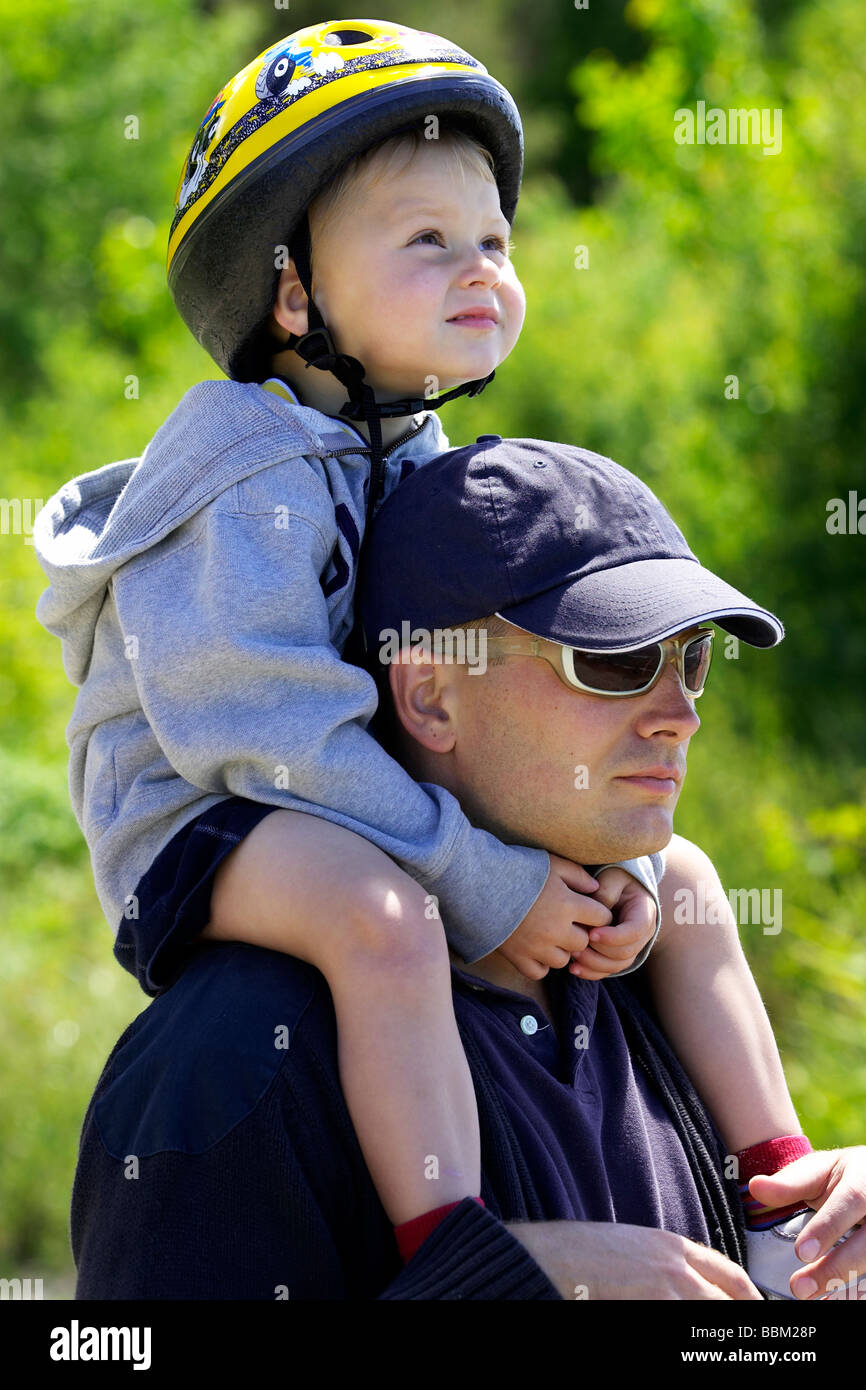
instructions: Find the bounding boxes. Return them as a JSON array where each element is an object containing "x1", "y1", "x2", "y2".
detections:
[
  {"x1": 307, "y1": 143, "x2": 525, "y2": 399},
  {"x1": 399, "y1": 626, "x2": 702, "y2": 865}
]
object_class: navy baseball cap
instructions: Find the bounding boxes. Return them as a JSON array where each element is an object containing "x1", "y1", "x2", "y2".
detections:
[{"x1": 359, "y1": 436, "x2": 784, "y2": 652}]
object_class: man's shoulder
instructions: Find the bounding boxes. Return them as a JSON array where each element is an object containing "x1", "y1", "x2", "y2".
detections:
[{"x1": 90, "y1": 945, "x2": 334, "y2": 1160}]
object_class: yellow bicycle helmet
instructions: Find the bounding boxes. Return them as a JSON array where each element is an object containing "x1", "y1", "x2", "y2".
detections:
[{"x1": 168, "y1": 18, "x2": 523, "y2": 402}]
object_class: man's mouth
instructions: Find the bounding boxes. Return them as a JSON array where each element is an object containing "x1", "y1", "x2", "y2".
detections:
[{"x1": 615, "y1": 766, "x2": 683, "y2": 796}]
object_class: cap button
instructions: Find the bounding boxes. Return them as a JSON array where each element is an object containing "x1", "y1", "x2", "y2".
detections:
[{"x1": 476, "y1": 434, "x2": 502, "y2": 444}]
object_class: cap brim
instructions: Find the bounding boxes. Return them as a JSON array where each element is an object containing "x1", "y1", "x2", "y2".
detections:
[{"x1": 497, "y1": 557, "x2": 784, "y2": 650}]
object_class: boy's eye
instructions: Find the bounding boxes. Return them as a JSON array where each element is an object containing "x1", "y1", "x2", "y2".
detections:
[
  {"x1": 410, "y1": 232, "x2": 512, "y2": 254},
  {"x1": 482, "y1": 234, "x2": 511, "y2": 255}
]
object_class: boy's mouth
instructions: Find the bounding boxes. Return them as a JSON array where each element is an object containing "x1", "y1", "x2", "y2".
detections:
[{"x1": 447, "y1": 305, "x2": 499, "y2": 325}]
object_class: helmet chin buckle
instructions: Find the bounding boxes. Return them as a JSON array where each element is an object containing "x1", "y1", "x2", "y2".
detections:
[{"x1": 290, "y1": 326, "x2": 340, "y2": 370}]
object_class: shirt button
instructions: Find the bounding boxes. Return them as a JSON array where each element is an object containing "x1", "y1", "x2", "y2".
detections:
[{"x1": 520, "y1": 1015, "x2": 539, "y2": 1036}]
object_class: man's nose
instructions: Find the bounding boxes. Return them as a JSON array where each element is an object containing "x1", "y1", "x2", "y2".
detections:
[{"x1": 634, "y1": 660, "x2": 701, "y2": 741}]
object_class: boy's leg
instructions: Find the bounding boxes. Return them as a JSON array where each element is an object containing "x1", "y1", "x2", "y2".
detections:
[
  {"x1": 648, "y1": 835, "x2": 816, "y2": 1280},
  {"x1": 648, "y1": 833, "x2": 802, "y2": 1154},
  {"x1": 204, "y1": 809, "x2": 480, "y2": 1226}
]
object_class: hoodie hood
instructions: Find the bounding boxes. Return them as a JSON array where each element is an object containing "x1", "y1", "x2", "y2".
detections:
[{"x1": 33, "y1": 379, "x2": 444, "y2": 685}]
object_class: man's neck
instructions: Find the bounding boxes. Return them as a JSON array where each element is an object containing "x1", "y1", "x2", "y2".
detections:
[{"x1": 448, "y1": 947, "x2": 558, "y2": 1031}]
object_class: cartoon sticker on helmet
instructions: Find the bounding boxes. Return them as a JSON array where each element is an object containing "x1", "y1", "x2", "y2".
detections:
[
  {"x1": 255, "y1": 40, "x2": 344, "y2": 103},
  {"x1": 176, "y1": 90, "x2": 226, "y2": 211}
]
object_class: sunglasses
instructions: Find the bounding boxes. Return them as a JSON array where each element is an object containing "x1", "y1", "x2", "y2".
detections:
[{"x1": 484, "y1": 626, "x2": 715, "y2": 699}]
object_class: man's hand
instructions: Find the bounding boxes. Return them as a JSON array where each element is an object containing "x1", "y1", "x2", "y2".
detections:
[
  {"x1": 497, "y1": 854, "x2": 612, "y2": 980},
  {"x1": 504, "y1": 1220, "x2": 763, "y2": 1301},
  {"x1": 748, "y1": 1146, "x2": 866, "y2": 1299},
  {"x1": 568, "y1": 866, "x2": 657, "y2": 981}
]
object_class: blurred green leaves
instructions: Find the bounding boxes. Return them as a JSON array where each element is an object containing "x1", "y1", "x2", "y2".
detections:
[{"x1": 1, "y1": 0, "x2": 864, "y2": 1281}]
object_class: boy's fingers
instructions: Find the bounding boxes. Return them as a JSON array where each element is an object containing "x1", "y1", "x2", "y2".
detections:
[
  {"x1": 567, "y1": 894, "x2": 613, "y2": 929},
  {"x1": 571, "y1": 946, "x2": 638, "y2": 977},
  {"x1": 615, "y1": 898, "x2": 657, "y2": 929},
  {"x1": 565, "y1": 924, "x2": 591, "y2": 954},
  {"x1": 589, "y1": 922, "x2": 648, "y2": 949},
  {"x1": 550, "y1": 855, "x2": 599, "y2": 895},
  {"x1": 544, "y1": 945, "x2": 575, "y2": 970},
  {"x1": 591, "y1": 872, "x2": 630, "y2": 909},
  {"x1": 584, "y1": 938, "x2": 640, "y2": 962}
]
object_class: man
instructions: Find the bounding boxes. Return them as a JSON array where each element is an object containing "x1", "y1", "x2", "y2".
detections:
[{"x1": 71, "y1": 438, "x2": 863, "y2": 1300}]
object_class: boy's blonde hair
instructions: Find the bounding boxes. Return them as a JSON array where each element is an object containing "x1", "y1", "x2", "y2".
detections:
[{"x1": 308, "y1": 124, "x2": 498, "y2": 245}]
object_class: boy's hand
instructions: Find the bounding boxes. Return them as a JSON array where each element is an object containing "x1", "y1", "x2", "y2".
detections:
[
  {"x1": 568, "y1": 866, "x2": 657, "y2": 981},
  {"x1": 497, "y1": 854, "x2": 612, "y2": 981}
]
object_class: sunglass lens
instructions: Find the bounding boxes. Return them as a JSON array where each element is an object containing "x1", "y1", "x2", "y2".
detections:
[
  {"x1": 683, "y1": 634, "x2": 713, "y2": 692},
  {"x1": 568, "y1": 645, "x2": 661, "y2": 693}
]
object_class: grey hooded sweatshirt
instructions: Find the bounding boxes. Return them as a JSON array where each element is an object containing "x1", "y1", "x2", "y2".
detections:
[{"x1": 33, "y1": 377, "x2": 660, "y2": 963}]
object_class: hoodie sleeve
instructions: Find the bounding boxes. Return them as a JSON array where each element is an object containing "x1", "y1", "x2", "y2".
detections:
[{"x1": 111, "y1": 457, "x2": 549, "y2": 961}]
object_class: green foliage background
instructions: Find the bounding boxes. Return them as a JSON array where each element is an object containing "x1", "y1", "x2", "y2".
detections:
[{"x1": 1, "y1": 0, "x2": 863, "y2": 1287}]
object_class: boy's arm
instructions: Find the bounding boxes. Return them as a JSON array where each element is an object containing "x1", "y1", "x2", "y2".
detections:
[
  {"x1": 646, "y1": 833, "x2": 801, "y2": 1152},
  {"x1": 112, "y1": 462, "x2": 548, "y2": 962}
]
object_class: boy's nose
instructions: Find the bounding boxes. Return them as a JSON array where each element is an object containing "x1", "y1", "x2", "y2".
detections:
[{"x1": 457, "y1": 249, "x2": 501, "y2": 287}]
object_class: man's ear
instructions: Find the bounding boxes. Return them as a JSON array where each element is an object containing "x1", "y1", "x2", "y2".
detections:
[
  {"x1": 271, "y1": 260, "x2": 310, "y2": 339},
  {"x1": 388, "y1": 652, "x2": 457, "y2": 753}
]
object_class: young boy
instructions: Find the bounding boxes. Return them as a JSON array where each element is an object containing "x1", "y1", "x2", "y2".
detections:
[{"x1": 34, "y1": 19, "x2": 819, "y2": 1291}]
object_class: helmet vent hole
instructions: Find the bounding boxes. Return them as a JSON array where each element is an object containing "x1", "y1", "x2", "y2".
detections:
[{"x1": 324, "y1": 29, "x2": 376, "y2": 46}]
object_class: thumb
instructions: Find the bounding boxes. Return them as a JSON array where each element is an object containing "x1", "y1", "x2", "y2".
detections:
[
  {"x1": 748, "y1": 1150, "x2": 836, "y2": 1205},
  {"x1": 549, "y1": 854, "x2": 599, "y2": 895}
]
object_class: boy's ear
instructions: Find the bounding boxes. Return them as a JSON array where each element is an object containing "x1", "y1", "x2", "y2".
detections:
[
  {"x1": 272, "y1": 261, "x2": 310, "y2": 338},
  {"x1": 388, "y1": 652, "x2": 456, "y2": 754}
]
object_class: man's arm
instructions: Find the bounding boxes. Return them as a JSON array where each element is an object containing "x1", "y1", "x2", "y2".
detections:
[{"x1": 504, "y1": 1221, "x2": 761, "y2": 1300}]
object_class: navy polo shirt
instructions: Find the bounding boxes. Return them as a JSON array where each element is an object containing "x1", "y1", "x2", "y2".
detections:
[
  {"x1": 71, "y1": 942, "x2": 743, "y2": 1300},
  {"x1": 452, "y1": 963, "x2": 718, "y2": 1234}
]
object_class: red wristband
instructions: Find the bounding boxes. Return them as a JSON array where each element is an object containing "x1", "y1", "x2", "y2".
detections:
[
  {"x1": 394, "y1": 1197, "x2": 485, "y2": 1265},
  {"x1": 736, "y1": 1133, "x2": 813, "y2": 1183}
]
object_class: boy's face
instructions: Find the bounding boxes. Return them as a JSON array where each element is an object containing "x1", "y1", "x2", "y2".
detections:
[{"x1": 283, "y1": 142, "x2": 525, "y2": 399}]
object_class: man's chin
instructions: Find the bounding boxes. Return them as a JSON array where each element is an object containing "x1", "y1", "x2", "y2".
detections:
[{"x1": 548, "y1": 813, "x2": 675, "y2": 866}]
